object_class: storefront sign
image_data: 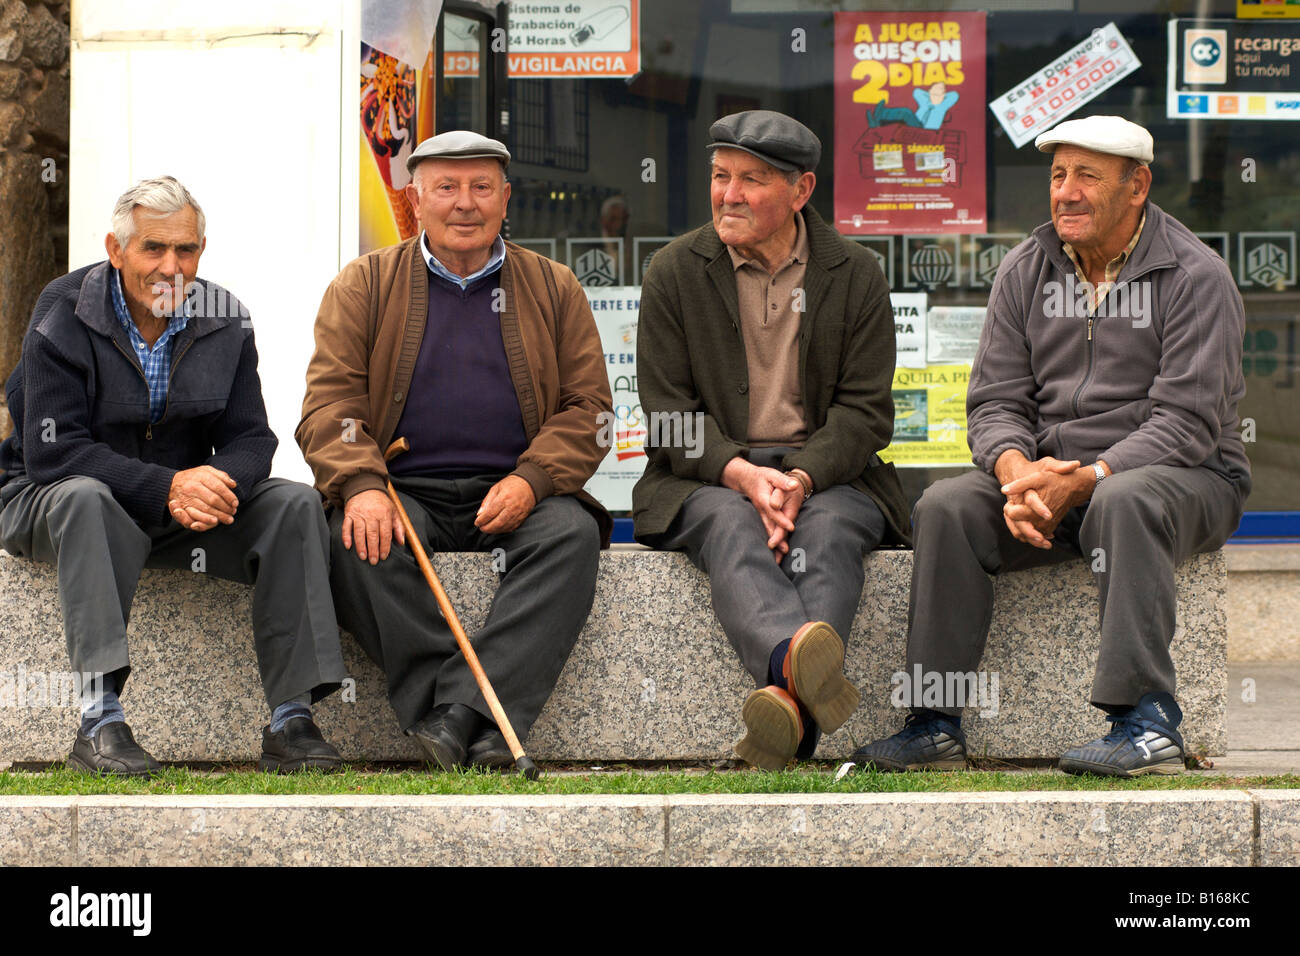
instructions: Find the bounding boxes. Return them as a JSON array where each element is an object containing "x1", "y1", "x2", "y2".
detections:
[
  {"x1": 1238, "y1": 1, "x2": 1300, "y2": 19},
  {"x1": 834, "y1": 11, "x2": 987, "y2": 235},
  {"x1": 449, "y1": 0, "x2": 640, "y2": 79},
  {"x1": 1167, "y1": 18, "x2": 1300, "y2": 119}
]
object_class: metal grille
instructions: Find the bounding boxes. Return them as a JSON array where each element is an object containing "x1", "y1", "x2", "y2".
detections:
[{"x1": 509, "y1": 79, "x2": 589, "y2": 172}]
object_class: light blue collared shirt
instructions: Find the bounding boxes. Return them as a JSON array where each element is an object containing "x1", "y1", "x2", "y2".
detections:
[
  {"x1": 419, "y1": 232, "x2": 506, "y2": 288},
  {"x1": 110, "y1": 268, "x2": 192, "y2": 423}
]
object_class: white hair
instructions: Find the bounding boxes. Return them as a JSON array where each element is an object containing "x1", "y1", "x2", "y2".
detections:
[{"x1": 111, "y1": 176, "x2": 205, "y2": 247}]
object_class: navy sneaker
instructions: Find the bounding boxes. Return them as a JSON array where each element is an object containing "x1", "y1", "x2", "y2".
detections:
[
  {"x1": 851, "y1": 711, "x2": 967, "y2": 771},
  {"x1": 1058, "y1": 692, "x2": 1185, "y2": 777}
]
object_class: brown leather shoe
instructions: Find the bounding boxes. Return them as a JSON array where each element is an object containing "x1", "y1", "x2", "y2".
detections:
[
  {"x1": 734, "y1": 686, "x2": 803, "y2": 771},
  {"x1": 783, "y1": 621, "x2": 860, "y2": 734}
]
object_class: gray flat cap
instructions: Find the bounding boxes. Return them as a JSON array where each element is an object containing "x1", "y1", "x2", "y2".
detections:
[
  {"x1": 1034, "y1": 115, "x2": 1154, "y2": 165},
  {"x1": 707, "y1": 110, "x2": 821, "y2": 173},
  {"x1": 406, "y1": 131, "x2": 511, "y2": 174}
]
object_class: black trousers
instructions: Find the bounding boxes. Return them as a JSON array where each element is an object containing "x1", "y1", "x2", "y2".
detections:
[{"x1": 328, "y1": 475, "x2": 600, "y2": 739}]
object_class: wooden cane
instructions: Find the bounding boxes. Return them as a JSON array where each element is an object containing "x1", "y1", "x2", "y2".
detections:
[{"x1": 382, "y1": 438, "x2": 539, "y2": 779}]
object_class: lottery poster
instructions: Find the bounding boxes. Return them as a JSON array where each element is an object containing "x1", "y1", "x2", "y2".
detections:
[
  {"x1": 834, "y1": 11, "x2": 987, "y2": 235},
  {"x1": 989, "y1": 22, "x2": 1142, "y2": 149}
]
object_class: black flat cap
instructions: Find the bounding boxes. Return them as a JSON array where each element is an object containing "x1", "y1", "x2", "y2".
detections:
[{"x1": 707, "y1": 110, "x2": 821, "y2": 173}]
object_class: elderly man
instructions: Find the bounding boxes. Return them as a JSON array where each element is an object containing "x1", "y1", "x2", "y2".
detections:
[
  {"x1": 633, "y1": 111, "x2": 910, "y2": 770},
  {"x1": 855, "y1": 116, "x2": 1251, "y2": 776},
  {"x1": 0, "y1": 176, "x2": 347, "y2": 775},
  {"x1": 297, "y1": 131, "x2": 611, "y2": 771}
]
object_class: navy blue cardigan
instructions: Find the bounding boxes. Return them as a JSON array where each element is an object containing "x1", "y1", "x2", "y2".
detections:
[{"x1": 0, "y1": 262, "x2": 276, "y2": 526}]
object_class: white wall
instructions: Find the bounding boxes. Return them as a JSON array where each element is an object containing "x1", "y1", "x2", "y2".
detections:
[{"x1": 70, "y1": 0, "x2": 360, "y2": 482}]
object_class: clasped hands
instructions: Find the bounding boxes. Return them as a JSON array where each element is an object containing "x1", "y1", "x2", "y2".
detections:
[
  {"x1": 722, "y1": 457, "x2": 811, "y2": 563},
  {"x1": 168, "y1": 465, "x2": 238, "y2": 531},
  {"x1": 995, "y1": 449, "x2": 1106, "y2": 550}
]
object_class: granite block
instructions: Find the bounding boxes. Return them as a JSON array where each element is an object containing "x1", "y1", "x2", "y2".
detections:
[
  {"x1": 72, "y1": 795, "x2": 666, "y2": 867},
  {"x1": 663, "y1": 791, "x2": 1254, "y2": 867},
  {"x1": 0, "y1": 549, "x2": 1228, "y2": 763},
  {"x1": 1251, "y1": 790, "x2": 1300, "y2": 866},
  {"x1": 0, "y1": 796, "x2": 73, "y2": 865}
]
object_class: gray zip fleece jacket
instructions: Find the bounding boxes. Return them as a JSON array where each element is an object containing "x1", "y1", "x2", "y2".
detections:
[{"x1": 967, "y1": 201, "x2": 1251, "y2": 496}]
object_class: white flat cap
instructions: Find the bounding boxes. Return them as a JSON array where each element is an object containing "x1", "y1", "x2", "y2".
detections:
[
  {"x1": 406, "y1": 131, "x2": 511, "y2": 174},
  {"x1": 1034, "y1": 115, "x2": 1154, "y2": 164}
]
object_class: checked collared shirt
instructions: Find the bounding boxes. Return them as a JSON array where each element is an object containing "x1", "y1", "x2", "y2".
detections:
[
  {"x1": 1063, "y1": 211, "x2": 1146, "y2": 314},
  {"x1": 110, "y1": 268, "x2": 191, "y2": 423}
]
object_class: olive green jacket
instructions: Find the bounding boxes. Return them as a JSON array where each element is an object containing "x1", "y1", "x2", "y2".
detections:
[{"x1": 632, "y1": 205, "x2": 912, "y2": 547}]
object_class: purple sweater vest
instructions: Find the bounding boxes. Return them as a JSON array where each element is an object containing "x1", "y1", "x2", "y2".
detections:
[{"x1": 387, "y1": 270, "x2": 528, "y2": 478}]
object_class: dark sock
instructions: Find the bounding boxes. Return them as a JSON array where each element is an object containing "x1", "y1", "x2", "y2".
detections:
[
  {"x1": 768, "y1": 640, "x2": 791, "y2": 689},
  {"x1": 912, "y1": 707, "x2": 960, "y2": 728}
]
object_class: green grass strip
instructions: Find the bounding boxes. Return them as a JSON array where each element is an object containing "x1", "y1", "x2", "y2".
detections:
[{"x1": 2, "y1": 765, "x2": 1298, "y2": 797}]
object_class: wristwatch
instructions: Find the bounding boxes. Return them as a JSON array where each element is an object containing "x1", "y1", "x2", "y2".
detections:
[{"x1": 1092, "y1": 462, "x2": 1106, "y2": 484}]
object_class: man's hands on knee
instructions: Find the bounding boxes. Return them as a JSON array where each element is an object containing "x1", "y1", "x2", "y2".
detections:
[
  {"x1": 994, "y1": 450, "x2": 1101, "y2": 549},
  {"x1": 168, "y1": 466, "x2": 239, "y2": 532},
  {"x1": 722, "y1": 457, "x2": 802, "y2": 561},
  {"x1": 475, "y1": 475, "x2": 536, "y2": 535},
  {"x1": 342, "y1": 488, "x2": 405, "y2": 564}
]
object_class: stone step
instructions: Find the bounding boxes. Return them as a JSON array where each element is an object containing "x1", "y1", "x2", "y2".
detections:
[
  {"x1": 2, "y1": 788, "x2": 1294, "y2": 866},
  {"x1": 0, "y1": 550, "x2": 1228, "y2": 763}
]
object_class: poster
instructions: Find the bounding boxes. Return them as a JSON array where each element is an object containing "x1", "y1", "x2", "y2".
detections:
[
  {"x1": 358, "y1": 1, "x2": 438, "y2": 254},
  {"x1": 583, "y1": 288, "x2": 644, "y2": 513},
  {"x1": 990, "y1": 22, "x2": 1142, "y2": 149},
  {"x1": 1167, "y1": 18, "x2": 1300, "y2": 119},
  {"x1": 834, "y1": 12, "x2": 986, "y2": 235},
  {"x1": 879, "y1": 365, "x2": 973, "y2": 467},
  {"x1": 880, "y1": 303, "x2": 987, "y2": 468}
]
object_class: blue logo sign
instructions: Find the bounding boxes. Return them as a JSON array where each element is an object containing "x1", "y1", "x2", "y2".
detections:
[
  {"x1": 1190, "y1": 37, "x2": 1221, "y2": 68},
  {"x1": 1179, "y1": 95, "x2": 1209, "y2": 114}
]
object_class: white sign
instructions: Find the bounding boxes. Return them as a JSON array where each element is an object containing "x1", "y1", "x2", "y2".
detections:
[
  {"x1": 891, "y1": 292, "x2": 928, "y2": 369},
  {"x1": 989, "y1": 23, "x2": 1142, "y2": 149}
]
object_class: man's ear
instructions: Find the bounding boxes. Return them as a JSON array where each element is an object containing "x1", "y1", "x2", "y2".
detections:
[
  {"x1": 1131, "y1": 164, "x2": 1152, "y2": 205},
  {"x1": 105, "y1": 232, "x2": 123, "y2": 268},
  {"x1": 404, "y1": 181, "x2": 420, "y2": 216},
  {"x1": 792, "y1": 171, "x2": 816, "y2": 212}
]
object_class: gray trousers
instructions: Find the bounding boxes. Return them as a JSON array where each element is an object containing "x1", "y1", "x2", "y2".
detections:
[
  {"x1": 651, "y1": 448, "x2": 887, "y2": 685},
  {"x1": 328, "y1": 475, "x2": 600, "y2": 738},
  {"x1": 0, "y1": 475, "x2": 347, "y2": 709},
  {"x1": 907, "y1": 465, "x2": 1245, "y2": 713}
]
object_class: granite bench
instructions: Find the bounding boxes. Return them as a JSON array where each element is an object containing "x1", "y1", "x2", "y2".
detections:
[{"x1": 0, "y1": 549, "x2": 1228, "y2": 765}]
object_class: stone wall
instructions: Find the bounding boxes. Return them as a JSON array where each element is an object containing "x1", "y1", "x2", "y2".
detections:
[{"x1": 0, "y1": 1, "x2": 68, "y2": 439}]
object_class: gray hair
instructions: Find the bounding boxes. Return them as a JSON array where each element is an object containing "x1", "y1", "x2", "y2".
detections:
[
  {"x1": 111, "y1": 176, "x2": 206, "y2": 247},
  {"x1": 708, "y1": 153, "x2": 803, "y2": 185}
]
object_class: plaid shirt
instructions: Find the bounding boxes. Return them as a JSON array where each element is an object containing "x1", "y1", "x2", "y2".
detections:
[
  {"x1": 1063, "y1": 211, "x2": 1146, "y2": 314},
  {"x1": 110, "y1": 269, "x2": 191, "y2": 423}
]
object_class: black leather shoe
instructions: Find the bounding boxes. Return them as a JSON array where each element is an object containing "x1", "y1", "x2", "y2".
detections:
[
  {"x1": 408, "y1": 703, "x2": 481, "y2": 770},
  {"x1": 67, "y1": 722, "x2": 162, "y2": 777},
  {"x1": 259, "y1": 716, "x2": 343, "y2": 773},
  {"x1": 467, "y1": 724, "x2": 514, "y2": 770}
]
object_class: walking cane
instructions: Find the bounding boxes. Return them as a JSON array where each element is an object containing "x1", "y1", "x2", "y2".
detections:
[{"x1": 383, "y1": 438, "x2": 540, "y2": 779}]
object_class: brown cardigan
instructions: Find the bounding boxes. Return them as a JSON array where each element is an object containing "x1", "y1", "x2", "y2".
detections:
[{"x1": 296, "y1": 237, "x2": 614, "y2": 544}]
